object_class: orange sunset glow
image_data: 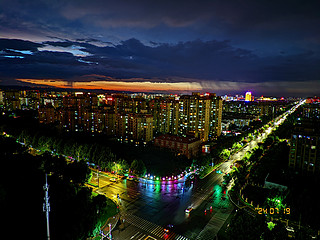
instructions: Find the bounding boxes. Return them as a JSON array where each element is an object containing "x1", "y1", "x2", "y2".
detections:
[{"x1": 17, "y1": 78, "x2": 203, "y2": 92}]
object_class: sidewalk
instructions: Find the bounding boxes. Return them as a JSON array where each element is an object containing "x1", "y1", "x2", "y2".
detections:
[
  {"x1": 89, "y1": 212, "x2": 120, "y2": 240},
  {"x1": 228, "y1": 189, "x2": 256, "y2": 217},
  {"x1": 101, "y1": 212, "x2": 120, "y2": 236}
]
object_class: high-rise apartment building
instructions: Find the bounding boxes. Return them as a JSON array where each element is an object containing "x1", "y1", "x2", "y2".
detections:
[
  {"x1": 210, "y1": 94, "x2": 223, "y2": 138},
  {"x1": 115, "y1": 113, "x2": 128, "y2": 138},
  {"x1": 115, "y1": 113, "x2": 153, "y2": 143},
  {"x1": 39, "y1": 105, "x2": 56, "y2": 124},
  {"x1": 128, "y1": 113, "x2": 153, "y2": 142},
  {"x1": 0, "y1": 91, "x2": 4, "y2": 106},
  {"x1": 289, "y1": 121, "x2": 320, "y2": 174},
  {"x1": 303, "y1": 103, "x2": 320, "y2": 120},
  {"x1": 83, "y1": 109, "x2": 115, "y2": 133},
  {"x1": 114, "y1": 94, "x2": 147, "y2": 114},
  {"x1": 150, "y1": 97, "x2": 179, "y2": 135},
  {"x1": 113, "y1": 92, "x2": 222, "y2": 142},
  {"x1": 3, "y1": 90, "x2": 21, "y2": 110},
  {"x1": 178, "y1": 92, "x2": 222, "y2": 141}
]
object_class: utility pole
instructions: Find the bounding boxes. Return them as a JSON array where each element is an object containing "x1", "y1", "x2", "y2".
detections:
[{"x1": 43, "y1": 174, "x2": 50, "y2": 240}]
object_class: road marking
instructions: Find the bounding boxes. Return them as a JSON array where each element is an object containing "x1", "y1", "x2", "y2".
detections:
[
  {"x1": 138, "y1": 234, "x2": 147, "y2": 240},
  {"x1": 150, "y1": 226, "x2": 162, "y2": 235},
  {"x1": 144, "y1": 236, "x2": 157, "y2": 240},
  {"x1": 122, "y1": 212, "x2": 189, "y2": 240},
  {"x1": 130, "y1": 232, "x2": 140, "y2": 239}
]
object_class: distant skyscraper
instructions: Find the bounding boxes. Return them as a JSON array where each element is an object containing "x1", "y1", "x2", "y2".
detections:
[{"x1": 245, "y1": 91, "x2": 252, "y2": 102}]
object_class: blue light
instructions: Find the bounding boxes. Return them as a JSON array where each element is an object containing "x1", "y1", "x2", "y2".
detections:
[{"x1": 4, "y1": 55, "x2": 24, "y2": 58}]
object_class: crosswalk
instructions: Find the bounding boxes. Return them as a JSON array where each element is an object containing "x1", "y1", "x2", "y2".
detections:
[
  {"x1": 196, "y1": 210, "x2": 233, "y2": 240},
  {"x1": 122, "y1": 212, "x2": 189, "y2": 240}
]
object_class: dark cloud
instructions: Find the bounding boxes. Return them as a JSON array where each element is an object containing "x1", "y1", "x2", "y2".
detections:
[
  {"x1": 0, "y1": 39, "x2": 43, "y2": 52},
  {"x1": 43, "y1": 41, "x2": 74, "y2": 48},
  {"x1": 1, "y1": 37, "x2": 319, "y2": 88},
  {"x1": 1, "y1": 0, "x2": 320, "y2": 48},
  {"x1": 0, "y1": 0, "x2": 320, "y2": 96}
]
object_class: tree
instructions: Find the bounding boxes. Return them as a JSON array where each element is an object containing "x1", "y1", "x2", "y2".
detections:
[
  {"x1": 231, "y1": 164, "x2": 249, "y2": 188},
  {"x1": 294, "y1": 227, "x2": 314, "y2": 240},
  {"x1": 219, "y1": 148, "x2": 230, "y2": 159},
  {"x1": 232, "y1": 142, "x2": 242, "y2": 151},
  {"x1": 64, "y1": 161, "x2": 92, "y2": 185},
  {"x1": 263, "y1": 221, "x2": 289, "y2": 240},
  {"x1": 130, "y1": 159, "x2": 146, "y2": 176},
  {"x1": 226, "y1": 209, "x2": 267, "y2": 240}
]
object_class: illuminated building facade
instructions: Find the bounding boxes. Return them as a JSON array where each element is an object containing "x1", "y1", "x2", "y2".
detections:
[{"x1": 245, "y1": 91, "x2": 252, "y2": 102}]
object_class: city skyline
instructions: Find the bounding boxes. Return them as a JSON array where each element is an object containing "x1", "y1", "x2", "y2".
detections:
[
  {"x1": 1, "y1": 0, "x2": 320, "y2": 97},
  {"x1": 1, "y1": 87, "x2": 320, "y2": 239}
]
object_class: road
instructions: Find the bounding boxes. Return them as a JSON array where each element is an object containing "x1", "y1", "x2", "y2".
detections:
[
  {"x1": 92, "y1": 165, "x2": 233, "y2": 240},
  {"x1": 91, "y1": 135, "x2": 266, "y2": 240},
  {"x1": 90, "y1": 100, "x2": 304, "y2": 240}
]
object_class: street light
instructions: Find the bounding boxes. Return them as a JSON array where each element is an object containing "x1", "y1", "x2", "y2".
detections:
[{"x1": 96, "y1": 169, "x2": 99, "y2": 188}]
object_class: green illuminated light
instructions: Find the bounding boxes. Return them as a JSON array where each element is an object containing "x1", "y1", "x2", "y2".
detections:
[{"x1": 267, "y1": 221, "x2": 276, "y2": 230}]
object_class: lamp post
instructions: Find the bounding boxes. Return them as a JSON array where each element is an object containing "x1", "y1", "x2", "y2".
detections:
[
  {"x1": 108, "y1": 223, "x2": 112, "y2": 240},
  {"x1": 97, "y1": 170, "x2": 99, "y2": 188}
]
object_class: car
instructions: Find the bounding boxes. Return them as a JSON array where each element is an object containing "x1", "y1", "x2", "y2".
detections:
[
  {"x1": 127, "y1": 177, "x2": 134, "y2": 181},
  {"x1": 164, "y1": 224, "x2": 174, "y2": 233},
  {"x1": 185, "y1": 207, "x2": 193, "y2": 213},
  {"x1": 110, "y1": 178, "x2": 117, "y2": 182}
]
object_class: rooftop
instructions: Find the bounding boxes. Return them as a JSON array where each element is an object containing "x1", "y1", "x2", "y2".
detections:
[{"x1": 155, "y1": 134, "x2": 200, "y2": 144}]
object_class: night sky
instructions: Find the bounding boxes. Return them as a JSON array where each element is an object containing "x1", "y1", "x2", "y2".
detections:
[{"x1": 0, "y1": 0, "x2": 320, "y2": 96}]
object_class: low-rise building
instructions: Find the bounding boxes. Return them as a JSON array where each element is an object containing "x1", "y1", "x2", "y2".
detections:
[{"x1": 154, "y1": 134, "x2": 201, "y2": 158}]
